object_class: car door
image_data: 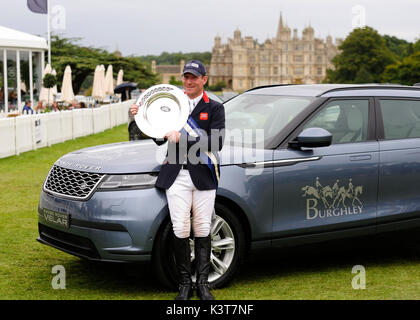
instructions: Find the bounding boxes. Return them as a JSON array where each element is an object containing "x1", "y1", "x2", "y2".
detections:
[
  {"x1": 376, "y1": 98, "x2": 420, "y2": 228},
  {"x1": 271, "y1": 98, "x2": 379, "y2": 243}
]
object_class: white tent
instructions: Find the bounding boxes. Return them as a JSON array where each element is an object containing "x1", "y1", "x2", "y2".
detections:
[
  {"x1": 61, "y1": 65, "x2": 74, "y2": 104},
  {"x1": 0, "y1": 25, "x2": 48, "y2": 50},
  {"x1": 0, "y1": 25, "x2": 47, "y2": 113}
]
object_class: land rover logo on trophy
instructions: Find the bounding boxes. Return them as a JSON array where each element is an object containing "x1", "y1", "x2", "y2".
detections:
[
  {"x1": 302, "y1": 177, "x2": 364, "y2": 220},
  {"x1": 160, "y1": 106, "x2": 170, "y2": 112}
]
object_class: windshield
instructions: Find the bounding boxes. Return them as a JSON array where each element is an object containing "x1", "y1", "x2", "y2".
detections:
[
  {"x1": 206, "y1": 91, "x2": 224, "y2": 104},
  {"x1": 224, "y1": 94, "x2": 314, "y2": 146}
]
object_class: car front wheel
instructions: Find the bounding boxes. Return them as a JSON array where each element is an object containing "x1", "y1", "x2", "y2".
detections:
[{"x1": 152, "y1": 202, "x2": 246, "y2": 289}]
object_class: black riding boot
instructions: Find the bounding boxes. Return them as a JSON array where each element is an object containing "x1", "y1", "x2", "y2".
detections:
[
  {"x1": 194, "y1": 235, "x2": 215, "y2": 300},
  {"x1": 173, "y1": 236, "x2": 193, "y2": 300}
]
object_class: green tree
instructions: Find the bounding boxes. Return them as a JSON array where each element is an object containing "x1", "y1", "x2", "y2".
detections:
[
  {"x1": 139, "y1": 51, "x2": 212, "y2": 66},
  {"x1": 413, "y1": 39, "x2": 420, "y2": 53},
  {"x1": 169, "y1": 76, "x2": 182, "y2": 86},
  {"x1": 382, "y1": 52, "x2": 420, "y2": 85},
  {"x1": 50, "y1": 35, "x2": 158, "y2": 94},
  {"x1": 383, "y1": 35, "x2": 412, "y2": 59},
  {"x1": 43, "y1": 73, "x2": 57, "y2": 106},
  {"x1": 354, "y1": 66, "x2": 374, "y2": 83},
  {"x1": 325, "y1": 27, "x2": 397, "y2": 83},
  {"x1": 207, "y1": 81, "x2": 226, "y2": 92}
]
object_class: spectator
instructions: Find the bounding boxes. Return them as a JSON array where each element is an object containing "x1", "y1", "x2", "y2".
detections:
[
  {"x1": 8, "y1": 90, "x2": 17, "y2": 110},
  {"x1": 69, "y1": 100, "x2": 78, "y2": 110},
  {"x1": 0, "y1": 87, "x2": 4, "y2": 110},
  {"x1": 52, "y1": 101, "x2": 60, "y2": 112},
  {"x1": 35, "y1": 101, "x2": 45, "y2": 113},
  {"x1": 22, "y1": 100, "x2": 34, "y2": 114},
  {"x1": 9, "y1": 90, "x2": 17, "y2": 103},
  {"x1": 78, "y1": 102, "x2": 87, "y2": 108}
]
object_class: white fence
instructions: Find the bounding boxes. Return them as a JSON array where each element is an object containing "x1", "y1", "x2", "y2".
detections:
[{"x1": 0, "y1": 100, "x2": 133, "y2": 159}]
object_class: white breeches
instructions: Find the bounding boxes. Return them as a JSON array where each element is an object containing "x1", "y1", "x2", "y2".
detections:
[{"x1": 166, "y1": 169, "x2": 216, "y2": 238}]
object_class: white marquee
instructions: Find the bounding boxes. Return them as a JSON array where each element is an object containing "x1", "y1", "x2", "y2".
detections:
[
  {"x1": 0, "y1": 25, "x2": 47, "y2": 114},
  {"x1": 0, "y1": 25, "x2": 47, "y2": 50}
]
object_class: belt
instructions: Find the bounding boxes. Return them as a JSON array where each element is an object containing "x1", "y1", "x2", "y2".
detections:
[{"x1": 181, "y1": 164, "x2": 188, "y2": 170}]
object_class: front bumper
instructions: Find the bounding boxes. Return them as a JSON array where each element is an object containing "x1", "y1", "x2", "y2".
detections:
[{"x1": 37, "y1": 186, "x2": 168, "y2": 262}]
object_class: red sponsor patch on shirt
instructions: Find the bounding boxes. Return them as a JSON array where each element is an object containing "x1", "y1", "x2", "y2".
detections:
[{"x1": 200, "y1": 113, "x2": 208, "y2": 120}]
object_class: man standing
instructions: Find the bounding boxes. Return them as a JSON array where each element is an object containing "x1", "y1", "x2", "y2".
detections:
[{"x1": 130, "y1": 60, "x2": 225, "y2": 300}]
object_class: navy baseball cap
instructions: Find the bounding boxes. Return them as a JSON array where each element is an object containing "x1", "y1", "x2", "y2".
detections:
[{"x1": 182, "y1": 60, "x2": 206, "y2": 77}]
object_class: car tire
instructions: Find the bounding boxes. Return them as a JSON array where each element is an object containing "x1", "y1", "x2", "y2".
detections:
[{"x1": 152, "y1": 202, "x2": 246, "y2": 290}]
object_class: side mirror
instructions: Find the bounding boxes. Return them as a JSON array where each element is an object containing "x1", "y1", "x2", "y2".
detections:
[{"x1": 289, "y1": 127, "x2": 332, "y2": 149}]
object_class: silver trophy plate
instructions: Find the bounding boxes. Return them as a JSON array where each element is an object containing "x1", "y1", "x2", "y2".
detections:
[{"x1": 134, "y1": 84, "x2": 189, "y2": 139}]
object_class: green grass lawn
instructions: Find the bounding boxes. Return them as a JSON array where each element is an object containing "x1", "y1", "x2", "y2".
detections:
[{"x1": 0, "y1": 124, "x2": 419, "y2": 299}]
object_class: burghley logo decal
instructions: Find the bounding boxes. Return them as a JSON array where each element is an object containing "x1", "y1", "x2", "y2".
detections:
[{"x1": 302, "y1": 177, "x2": 364, "y2": 220}]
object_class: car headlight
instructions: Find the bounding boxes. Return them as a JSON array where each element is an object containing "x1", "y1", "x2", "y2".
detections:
[{"x1": 97, "y1": 173, "x2": 158, "y2": 190}]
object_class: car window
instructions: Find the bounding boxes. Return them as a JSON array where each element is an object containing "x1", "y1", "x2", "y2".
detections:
[
  {"x1": 303, "y1": 99, "x2": 369, "y2": 144},
  {"x1": 225, "y1": 94, "x2": 314, "y2": 146},
  {"x1": 380, "y1": 99, "x2": 420, "y2": 140},
  {"x1": 206, "y1": 91, "x2": 224, "y2": 104}
]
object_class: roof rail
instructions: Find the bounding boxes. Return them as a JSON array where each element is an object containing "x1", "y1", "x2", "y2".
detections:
[
  {"x1": 317, "y1": 85, "x2": 420, "y2": 97},
  {"x1": 244, "y1": 84, "x2": 292, "y2": 93},
  {"x1": 414, "y1": 83, "x2": 420, "y2": 87}
]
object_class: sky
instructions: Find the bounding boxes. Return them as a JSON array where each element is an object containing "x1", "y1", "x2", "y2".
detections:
[{"x1": 2, "y1": 0, "x2": 420, "y2": 57}]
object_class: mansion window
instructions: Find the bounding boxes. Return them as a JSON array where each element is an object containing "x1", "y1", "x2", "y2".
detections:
[
  {"x1": 294, "y1": 55, "x2": 303, "y2": 62},
  {"x1": 250, "y1": 56, "x2": 255, "y2": 63},
  {"x1": 260, "y1": 67, "x2": 269, "y2": 75},
  {"x1": 295, "y1": 67, "x2": 304, "y2": 74},
  {"x1": 317, "y1": 67, "x2": 323, "y2": 75},
  {"x1": 273, "y1": 67, "x2": 278, "y2": 75},
  {"x1": 250, "y1": 67, "x2": 255, "y2": 75},
  {"x1": 273, "y1": 55, "x2": 278, "y2": 62}
]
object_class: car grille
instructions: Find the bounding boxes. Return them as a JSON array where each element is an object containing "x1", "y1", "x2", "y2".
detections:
[
  {"x1": 38, "y1": 223, "x2": 101, "y2": 259},
  {"x1": 44, "y1": 165, "x2": 105, "y2": 200}
]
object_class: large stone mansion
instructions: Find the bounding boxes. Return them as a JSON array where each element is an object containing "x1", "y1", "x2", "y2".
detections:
[{"x1": 208, "y1": 14, "x2": 343, "y2": 91}]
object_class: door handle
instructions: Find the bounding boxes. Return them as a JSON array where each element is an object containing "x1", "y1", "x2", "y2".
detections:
[
  {"x1": 238, "y1": 156, "x2": 321, "y2": 168},
  {"x1": 349, "y1": 155, "x2": 371, "y2": 161}
]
